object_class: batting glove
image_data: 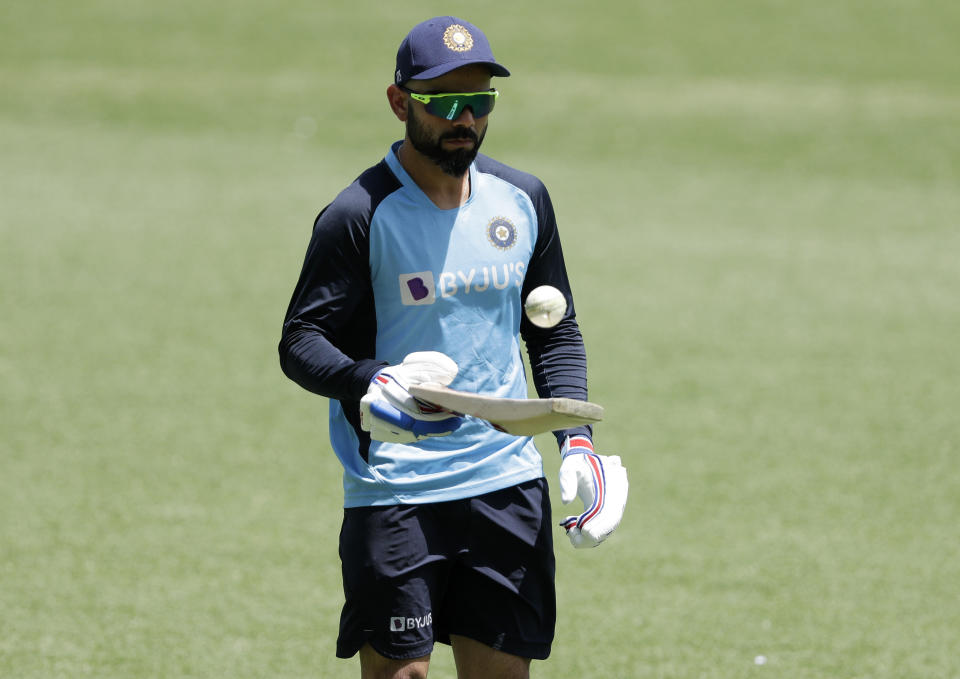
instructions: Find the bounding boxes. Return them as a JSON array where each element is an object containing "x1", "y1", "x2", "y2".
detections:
[
  {"x1": 558, "y1": 435, "x2": 628, "y2": 548},
  {"x1": 360, "y1": 351, "x2": 463, "y2": 443}
]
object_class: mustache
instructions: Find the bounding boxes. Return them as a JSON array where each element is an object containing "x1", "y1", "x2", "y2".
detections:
[{"x1": 441, "y1": 129, "x2": 479, "y2": 143}]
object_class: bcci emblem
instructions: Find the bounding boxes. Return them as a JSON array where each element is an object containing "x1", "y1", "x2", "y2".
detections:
[
  {"x1": 443, "y1": 24, "x2": 474, "y2": 52},
  {"x1": 486, "y1": 216, "x2": 517, "y2": 250}
]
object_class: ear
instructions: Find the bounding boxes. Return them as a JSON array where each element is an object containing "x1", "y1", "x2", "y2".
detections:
[{"x1": 386, "y1": 84, "x2": 408, "y2": 122}]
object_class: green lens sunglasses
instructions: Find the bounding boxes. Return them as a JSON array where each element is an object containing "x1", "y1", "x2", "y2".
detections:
[{"x1": 402, "y1": 88, "x2": 499, "y2": 120}]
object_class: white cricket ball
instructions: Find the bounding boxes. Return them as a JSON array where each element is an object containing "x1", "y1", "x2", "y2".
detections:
[{"x1": 524, "y1": 285, "x2": 567, "y2": 328}]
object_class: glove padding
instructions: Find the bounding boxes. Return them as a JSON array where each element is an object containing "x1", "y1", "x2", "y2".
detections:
[
  {"x1": 360, "y1": 351, "x2": 462, "y2": 443},
  {"x1": 558, "y1": 435, "x2": 628, "y2": 548}
]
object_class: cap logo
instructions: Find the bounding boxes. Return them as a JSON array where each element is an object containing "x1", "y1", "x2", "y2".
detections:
[{"x1": 443, "y1": 24, "x2": 474, "y2": 52}]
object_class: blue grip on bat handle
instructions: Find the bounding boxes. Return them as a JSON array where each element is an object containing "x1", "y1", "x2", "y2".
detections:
[{"x1": 369, "y1": 401, "x2": 461, "y2": 436}]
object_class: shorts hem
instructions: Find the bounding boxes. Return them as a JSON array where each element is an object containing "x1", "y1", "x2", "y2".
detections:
[
  {"x1": 336, "y1": 639, "x2": 435, "y2": 661},
  {"x1": 447, "y1": 629, "x2": 552, "y2": 661}
]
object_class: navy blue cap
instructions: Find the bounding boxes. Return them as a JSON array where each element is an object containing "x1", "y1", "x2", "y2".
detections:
[{"x1": 394, "y1": 16, "x2": 510, "y2": 86}]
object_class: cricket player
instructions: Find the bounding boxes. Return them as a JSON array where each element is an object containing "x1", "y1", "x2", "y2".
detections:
[{"x1": 279, "y1": 16, "x2": 628, "y2": 679}]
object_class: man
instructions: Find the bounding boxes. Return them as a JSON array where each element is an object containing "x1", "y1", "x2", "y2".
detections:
[{"x1": 279, "y1": 16, "x2": 628, "y2": 679}]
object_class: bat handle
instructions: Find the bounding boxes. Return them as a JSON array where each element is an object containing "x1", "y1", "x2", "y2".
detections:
[{"x1": 369, "y1": 401, "x2": 461, "y2": 437}]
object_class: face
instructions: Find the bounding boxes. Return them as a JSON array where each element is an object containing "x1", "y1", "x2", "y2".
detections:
[{"x1": 402, "y1": 65, "x2": 493, "y2": 177}]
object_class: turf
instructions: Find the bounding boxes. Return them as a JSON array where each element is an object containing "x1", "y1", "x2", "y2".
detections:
[{"x1": 2, "y1": 1, "x2": 958, "y2": 677}]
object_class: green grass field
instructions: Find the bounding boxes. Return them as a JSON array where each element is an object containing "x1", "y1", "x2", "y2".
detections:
[{"x1": 3, "y1": 1, "x2": 959, "y2": 677}]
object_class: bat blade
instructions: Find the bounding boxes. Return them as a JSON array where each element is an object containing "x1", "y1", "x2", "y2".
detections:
[{"x1": 408, "y1": 384, "x2": 603, "y2": 436}]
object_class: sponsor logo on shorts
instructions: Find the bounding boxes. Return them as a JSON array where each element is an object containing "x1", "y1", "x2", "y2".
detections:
[
  {"x1": 398, "y1": 262, "x2": 525, "y2": 305},
  {"x1": 390, "y1": 612, "x2": 433, "y2": 632}
]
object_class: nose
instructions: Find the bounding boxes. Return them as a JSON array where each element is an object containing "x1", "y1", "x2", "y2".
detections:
[{"x1": 452, "y1": 106, "x2": 476, "y2": 126}]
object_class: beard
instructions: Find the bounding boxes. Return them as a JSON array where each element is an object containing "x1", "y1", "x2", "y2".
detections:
[{"x1": 406, "y1": 106, "x2": 486, "y2": 177}]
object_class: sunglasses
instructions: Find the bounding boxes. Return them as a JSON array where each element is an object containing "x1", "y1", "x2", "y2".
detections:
[{"x1": 402, "y1": 88, "x2": 499, "y2": 120}]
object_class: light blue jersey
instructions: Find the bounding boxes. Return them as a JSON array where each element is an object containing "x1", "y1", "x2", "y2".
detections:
[
  {"x1": 280, "y1": 142, "x2": 590, "y2": 508},
  {"x1": 333, "y1": 149, "x2": 543, "y2": 506}
]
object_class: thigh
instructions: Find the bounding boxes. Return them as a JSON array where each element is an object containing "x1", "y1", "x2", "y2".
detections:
[
  {"x1": 444, "y1": 478, "x2": 556, "y2": 661},
  {"x1": 451, "y1": 634, "x2": 530, "y2": 679},
  {"x1": 337, "y1": 503, "x2": 454, "y2": 661}
]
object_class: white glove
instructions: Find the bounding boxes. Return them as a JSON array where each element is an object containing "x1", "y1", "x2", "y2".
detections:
[
  {"x1": 360, "y1": 351, "x2": 462, "y2": 443},
  {"x1": 558, "y1": 435, "x2": 628, "y2": 548}
]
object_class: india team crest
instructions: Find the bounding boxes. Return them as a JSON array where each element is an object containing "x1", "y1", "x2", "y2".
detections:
[
  {"x1": 487, "y1": 216, "x2": 517, "y2": 250},
  {"x1": 443, "y1": 24, "x2": 474, "y2": 52}
]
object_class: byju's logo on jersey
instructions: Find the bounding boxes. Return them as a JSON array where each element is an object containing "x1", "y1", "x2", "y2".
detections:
[
  {"x1": 487, "y1": 216, "x2": 517, "y2": 250},
  {"x1": 399, "y1": 271, "x2": 436, "y2": 305},
  {"x1": 399, "y1": 262, "x2": 525, "y2": 305}
]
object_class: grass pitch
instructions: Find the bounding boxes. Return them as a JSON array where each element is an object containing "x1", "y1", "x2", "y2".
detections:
[{"x1": 2, "y1": 1, "x2": 959, "y2": 677}]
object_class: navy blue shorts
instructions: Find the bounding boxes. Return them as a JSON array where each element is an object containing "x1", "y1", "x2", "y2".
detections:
[{"x1": 336, "y1": 477, "x2": 556, "y2": 661}]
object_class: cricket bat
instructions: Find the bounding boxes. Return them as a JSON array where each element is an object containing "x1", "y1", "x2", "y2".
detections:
[{"x1": 408, "y1": 383, "x2": 603, "y2": 437}]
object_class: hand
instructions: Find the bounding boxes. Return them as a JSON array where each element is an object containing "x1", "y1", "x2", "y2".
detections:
[
  {"x1": 558, "y1": 435, "x2": 628, "y2": 548},
  {"x1": 360, "y1": 352, "x2": 463, "y2": 443}
]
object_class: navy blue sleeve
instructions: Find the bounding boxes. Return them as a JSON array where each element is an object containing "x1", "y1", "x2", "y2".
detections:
[
  {"x1": 278, "y1": 162, "x2": 399, "y2": 402},
  {"x1": 476, "y1": 156, "x2": 591, "y2": 448}
]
